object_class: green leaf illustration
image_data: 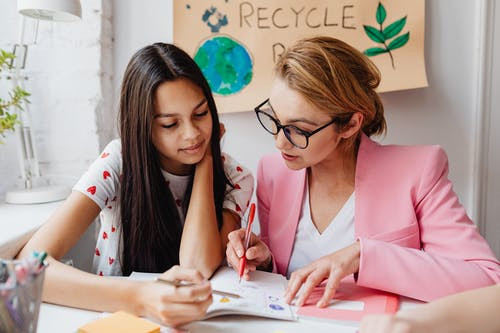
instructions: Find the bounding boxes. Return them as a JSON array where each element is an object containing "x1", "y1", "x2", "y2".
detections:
[
  {"x1": 363, "y1": 25, "x2": 386, "y2": 43},
  {"x1": 376, "y1": 2, "x2": 387, "y2": 25},
  {"x1": 388, "y1": 32, "x2": 410, "y2": 50},
  {"x1": 363, "y1": 2, "x2": 410, "y2": 69},
  {"x1": 364, "y1": 47, "x2": 388, "y2": 56},
  {"x1": 383, "y1": 16, "x2": 407, "y2": 39}
]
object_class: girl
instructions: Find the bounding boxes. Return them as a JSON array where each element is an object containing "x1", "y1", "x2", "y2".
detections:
[
  {"x1": 226, "y1": 36, "x2": 499, "y2": 308},
  {"x1": 18, "y1": 43, "x2": 253, "y2": 326}
]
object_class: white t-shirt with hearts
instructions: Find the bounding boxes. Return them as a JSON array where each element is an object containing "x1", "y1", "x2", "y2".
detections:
[{"x1": 73, "y1": 139, "x2": 254, "y2": 276}]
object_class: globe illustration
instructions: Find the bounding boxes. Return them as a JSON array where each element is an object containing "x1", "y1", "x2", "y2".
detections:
[{"x1": 194, "y1": 36, "x2": 253, "y2": 96}]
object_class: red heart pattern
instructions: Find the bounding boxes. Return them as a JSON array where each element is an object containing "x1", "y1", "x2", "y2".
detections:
[
  {"x1": 95, "y1": 248, "x2": 100, "y2": 256},
  {"x1": 236, "y1": 166, "x2": 243, "y2": 172},
  {"x1": 99, "y1": 271, "x2": 103, "y2": 276},
  {"x1": 236, "y1": 204, "x2": 241, "y2": 212},
  {"x1": 87, "y1": 186, "x2": 96, "y2": 195},
  {"x1": 108, "y1": 257, "x2": 114, "y2": 265},
  {"x1": 111, "y1": 226, "x2": 116, "y2": 232},
  {"x1": 102, "y1": 231, "x2": 108, "y2": 240},
  {"x1": 101, "y1": 152, "x2": 109, "y2": 158},
  {"x1": 234, "y1": 183, "x2": 241, "y2": 189},
  {"x1": 103, "y1": 170, "x2": 111, "y2": 180}
]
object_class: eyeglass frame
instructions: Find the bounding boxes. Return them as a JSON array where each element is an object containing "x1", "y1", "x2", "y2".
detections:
[{"x1": 254, "y1": 98, "x2": 350, "y2": 149}]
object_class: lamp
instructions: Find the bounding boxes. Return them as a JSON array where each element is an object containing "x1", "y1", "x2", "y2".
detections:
[{"x1": 4, "y1": 0, "x2": 82, "y2": 204}]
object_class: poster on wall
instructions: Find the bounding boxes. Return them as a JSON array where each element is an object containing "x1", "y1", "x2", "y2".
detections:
[{"x1": 174, "y1": 0, "x2": 427, "y2": 113}]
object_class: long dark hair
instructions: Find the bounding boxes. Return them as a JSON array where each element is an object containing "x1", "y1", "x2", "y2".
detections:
[{"x1": 118, "y1": 43, "x2": 230, "y2": 275}]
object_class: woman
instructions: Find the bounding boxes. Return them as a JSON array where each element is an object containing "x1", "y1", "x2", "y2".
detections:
[
  {"x1": 226, "y1": 36, "x2": 499, "y2": 308},
  {"x1": 18, "y1": 43, "x2": 253, "y2": 326}
]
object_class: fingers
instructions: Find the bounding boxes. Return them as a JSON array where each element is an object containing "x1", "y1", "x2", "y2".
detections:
[
  {"x1": 316, "y1": 269, "x2": 342, "y2": 308},
  {"x1": 158, "y1": 295, "x2": 213, "y2": 327},
  {"x1": 284, "y1": 269, "x2": 310, "y2": 304},
  {"x1": 225, "y1": 243, "x2": 241, "y2": 272},
  {"x1": 161, "y1": 265, "x2": 205, "y2": 284},
  {"x1": 167, "y1": 281, "x2": 212, "y2": 303},
  {"x1": 245, "y1": 240, "x2": 270, "y2": 263},
  {"x1": 227, "y1": 229, "x2": 246, "y2": 258},
  {"x1": 295, "y1": 270, "x2": 325, "y2": 307}
]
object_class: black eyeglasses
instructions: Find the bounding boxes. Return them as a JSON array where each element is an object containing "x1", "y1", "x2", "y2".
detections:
[{"x1": 254, "y1": 99, "x2": 349, "y2": 149}]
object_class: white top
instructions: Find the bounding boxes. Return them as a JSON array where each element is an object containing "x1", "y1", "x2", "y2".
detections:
[
  {"x1": 73, "y1": 139, "x2": 254, "y2": 276},
  {"x1": 286, "y1": 181, "x2": 355, "y2": 278}
]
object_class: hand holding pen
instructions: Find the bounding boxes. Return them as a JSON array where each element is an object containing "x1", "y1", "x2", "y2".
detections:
[
  {"x1": 238, "y1": 203, "x2": 256, "y2": 283},
  {"x1": 226, "y1": 203, "x2": 273, "y2": 281}
]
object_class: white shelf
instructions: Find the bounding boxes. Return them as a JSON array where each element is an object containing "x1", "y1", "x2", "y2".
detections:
[{"x1": 0, "y1": 200, "x2": 62, "y2": 258}]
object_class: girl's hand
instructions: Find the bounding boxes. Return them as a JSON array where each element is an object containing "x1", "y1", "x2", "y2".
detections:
[
  {"x1": 136, "y1": 266, "x2": 213, "y2": 327},
  {"x1": 284, "y1": 241, "x2": 361, "y2": 307},
  {"x1": 360, "y1": 314, "x2": 414, "y2": 333},
  {"x1": 226, "y1": 229, "x2": 272, "y2": 280}
]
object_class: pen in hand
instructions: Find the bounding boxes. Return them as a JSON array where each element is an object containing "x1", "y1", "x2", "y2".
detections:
[
  {"x1": 156, "y1": 276, "x2": 241, "y2": 299},
  {"x1": 238, "y1": 203, "x2": 256, "y2": 283}
]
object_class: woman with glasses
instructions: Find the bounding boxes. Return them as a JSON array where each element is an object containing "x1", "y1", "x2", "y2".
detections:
[{"x1": 226, "y1": 36, "x2": 500, "y2": 308}]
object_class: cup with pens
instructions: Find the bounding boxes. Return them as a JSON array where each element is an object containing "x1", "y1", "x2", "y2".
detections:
[{"x1": 0, "y1": 251, "x2": 48, "y2": 333}]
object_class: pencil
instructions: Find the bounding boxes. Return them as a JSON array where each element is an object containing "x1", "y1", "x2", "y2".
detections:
[{"x1": 156, "y1": 276, "x2": 241, "y2": 299}]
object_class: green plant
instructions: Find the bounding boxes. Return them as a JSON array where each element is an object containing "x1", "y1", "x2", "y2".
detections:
[
  {"x1": 0, "y1": 49, "x2": 30, "y2": 143},
  {"x1": 363, "y1": 2, "x2": 410, "y2": 69}
]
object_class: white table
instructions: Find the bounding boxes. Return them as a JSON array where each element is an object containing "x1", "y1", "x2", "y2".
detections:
[
  {"x1": 0, "y1": 201, "x2": 62, "y2": 259},
  {"x1": 38, "y1": 302, "x2": 360, "y2": 333}
]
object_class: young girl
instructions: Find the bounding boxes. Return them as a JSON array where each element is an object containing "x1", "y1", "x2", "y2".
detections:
[
  {"x1": 226, "y1": 36, "x2": 500, "y2": 308},
  {"x1": 18, "y1": 43, "x2": 253, "y2": 326}
]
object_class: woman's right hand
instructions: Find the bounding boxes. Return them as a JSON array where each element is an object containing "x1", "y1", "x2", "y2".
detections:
[
  {"x1": 135, "y1": 266, "x2": 213, "y2": 327},
  {"x1": 226, "y1": 229, "x2": 272, "y2": 280}
]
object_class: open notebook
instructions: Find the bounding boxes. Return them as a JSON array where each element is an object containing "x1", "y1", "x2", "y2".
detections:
[{"x1": 130, "y1": 266, "x2": 297, "y2": 321}]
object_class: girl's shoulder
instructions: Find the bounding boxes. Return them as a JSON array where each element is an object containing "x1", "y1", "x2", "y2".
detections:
[{"x1": 221, "y1": 152, "x2": 253, "y2": 178}]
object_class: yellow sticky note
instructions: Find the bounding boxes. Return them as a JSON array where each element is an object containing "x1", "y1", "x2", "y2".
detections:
[{"x1": 78, "y1": 311, "x2": 160, "y2": 333}]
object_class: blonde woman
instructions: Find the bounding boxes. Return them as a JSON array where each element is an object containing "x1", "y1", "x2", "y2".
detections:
[{"x1": 226, "y1": 36, "x2": 500, "y2": 308}]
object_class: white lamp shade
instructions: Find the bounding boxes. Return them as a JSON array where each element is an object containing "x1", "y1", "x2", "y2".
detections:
[{"x1": 18, "y1": 0, "x2": 82, "y2": 22}]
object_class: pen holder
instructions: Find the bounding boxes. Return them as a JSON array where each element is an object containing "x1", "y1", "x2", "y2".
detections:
[{"x1": 0, "y1": 258, "x2": 47, "y2": 333}]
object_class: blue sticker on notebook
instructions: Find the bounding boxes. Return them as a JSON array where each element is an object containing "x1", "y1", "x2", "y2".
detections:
[{"x1": 269, "y1": 304, "x2": 284, "y2": 311}]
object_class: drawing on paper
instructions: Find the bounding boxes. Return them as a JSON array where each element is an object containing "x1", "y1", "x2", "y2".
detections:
[{"x1": 363, "y1": 2, "x2": 410, "y2": 69}]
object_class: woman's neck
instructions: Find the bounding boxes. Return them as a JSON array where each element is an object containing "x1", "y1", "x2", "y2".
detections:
[{"x1": 308, "y1": 148, "x2": 356, "y2": 189}]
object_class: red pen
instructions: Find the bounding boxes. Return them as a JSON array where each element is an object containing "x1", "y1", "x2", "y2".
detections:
[{"x1": 238, "y1": 203, "x2": 256, "y2": 283}]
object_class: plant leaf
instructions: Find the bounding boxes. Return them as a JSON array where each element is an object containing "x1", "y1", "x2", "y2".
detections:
[
  {"x1": 388, "y1": 32, "x2": 410, "y2": 50},
  {"x1": 364, "y1": 47, "x2": 388, "y2": 56},
  {"x1": 363, "y1": 25, "x2": 386, "y2": 43},
  {"x1": 383, "y1": 16, "x2": 407, "y2": 39},
  {"x1": 376, "y1": 2, "x2": 387, "y2": 25}
]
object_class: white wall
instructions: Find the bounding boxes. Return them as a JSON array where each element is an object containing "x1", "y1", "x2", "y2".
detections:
[
  {"x1": 483, "y1": 1, "x2": 500, "y2": 256},
  {"x1": 0, "y1": 0, "x2": 113, "y2": 198}
]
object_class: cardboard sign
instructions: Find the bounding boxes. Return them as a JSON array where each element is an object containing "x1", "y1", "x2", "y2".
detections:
[{"x1": 174, "y1": 0, "x2": 427, "y2": 113}]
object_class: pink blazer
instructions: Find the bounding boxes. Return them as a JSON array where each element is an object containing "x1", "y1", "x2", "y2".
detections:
[{"x1": 257, "y1": 134, "x2": 500, "y2": 301}]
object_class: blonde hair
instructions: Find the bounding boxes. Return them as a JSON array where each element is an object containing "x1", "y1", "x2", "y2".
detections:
[{"x1": 275, "y1": 36, "x2": 386, "y2": 151}]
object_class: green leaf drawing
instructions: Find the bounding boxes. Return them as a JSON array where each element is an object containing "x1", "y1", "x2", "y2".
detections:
[
  {"x1": 383, "y1": 16, "x2": 407, "y2": 39},
  {"x1": 363, "y1": 2, "x2": 410, "y2": 69},
  {"x1": 364, "y1": 47, "x2": 388, "y2": 56},
  {"x1": 388, "y1": 32, "x2": 410, "y2": 50},
  {"x1": 376, "y1": 3, "x2": 386, "y2": 25},
  {"x1": 363, "y1": 25, "x2": 385, "y2": 43}
]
